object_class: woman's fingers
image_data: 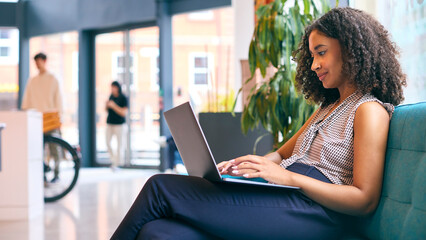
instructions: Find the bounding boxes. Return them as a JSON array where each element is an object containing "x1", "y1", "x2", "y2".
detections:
[
  {"x1": 242, "y1": 172, "x2": 262, "y2": 179},
  {"x1": 217, "y1": 160, "x2": 235, "y2": 174},
  {"x1": 220, "y1": 163, "x2": 232, "y2": 174},
  {"x1": 219, "y1": 155, "x2": 270, "y2": 177},
  {"x1": 217, "y1": 160, "x2": 231, "y2": 168},
  {"x1": 229, "y1": 168, "x2": 257, "y2": 176},
  {"x1": 217, "y1": 161, "x2": 227, "y2": 168},
  {"x1": 232, "y1": 162, "x2": 261, "y2": 172},
  {"x1": 234, "y1": 155, "x2": 263, "y2": 165}
]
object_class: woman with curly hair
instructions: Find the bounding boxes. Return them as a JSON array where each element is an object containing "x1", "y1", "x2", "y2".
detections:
[{"x1": 111, "y1": 7, "x2": 406, "y2": 240}]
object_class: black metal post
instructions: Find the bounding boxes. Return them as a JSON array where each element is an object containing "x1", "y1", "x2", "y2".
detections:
[
  {"x1": 78, "y1": 30, "x2": 97, "y2": 167},
  {"x1": 157, "y1": 0, "x2": 174, "y2": 171}
]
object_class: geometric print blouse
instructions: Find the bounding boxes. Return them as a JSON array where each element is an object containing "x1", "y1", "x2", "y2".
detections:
[{"x1": 279, "y1": 91, "x2": 394, "y2": 185}]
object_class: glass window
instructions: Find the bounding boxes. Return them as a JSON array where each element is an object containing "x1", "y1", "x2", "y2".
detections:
[
  {"x1": 189, "y1": 53, "x2": 213, "y2": 86},
  {"x1": 173, "y1": 7, "x2": 235, "y2": 113},
  {"x1": 0, "y1": 28, "x2": 19, "y2": 111},
  {"x1": 154, "y1": 56, "x2": 159, "y2": 90},
  {"x1": 188, "y1": 10, "x2": 214, "y2": 21},
  {"x1": 383, "y1": 2, "x2": 426, "y2": 103},
  {"x1": 129, "y1": 27, "x2": 160, "y2": 167},
  {"x1": 350, "y1": 1, "x2": 426, "y2": 104},
  {"x1": 111, "y1": 52, "x2": 137, "y2": 90},
  {"x1": 0, "y1": 47, "x2": 9, "y2": 57},
  {"x1": 29, "y1": 32, "x2": 79, "y2": 145},
  {"x1": 72, "y1": 51, "x2": 79, "y2": 92},
  {"x1": 139, "y1": 47, "x2": 159, "y2": 91},
  {"x1": 194, "y1": 56, "x2": 208, "y2": 68},
  {"x1": 0, "y1": 28, "x2": 18, "y2": 64},
  {"x1": 0, "y1": 30, "x2": 10, "y2": 39}
]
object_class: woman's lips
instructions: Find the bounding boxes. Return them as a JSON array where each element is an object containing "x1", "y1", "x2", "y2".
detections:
[{"x1": 317, "y1": 72, "x2": 328, "y2": 81}]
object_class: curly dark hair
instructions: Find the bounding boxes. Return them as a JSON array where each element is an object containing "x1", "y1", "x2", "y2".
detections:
[{"x1": 294, "y1": 7, "x2": 406, "y2": 107}]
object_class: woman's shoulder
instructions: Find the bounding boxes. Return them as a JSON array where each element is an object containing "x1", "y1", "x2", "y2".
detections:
[
  {"x1": 353, "y1": 101, "x2": 391, "y2": 138},
  {"x1": 356, "y1": 94, "x2": 395, "y2": 118},
  {"x1": 120, "y1": 94, "x2": 128, "y2": 102}
]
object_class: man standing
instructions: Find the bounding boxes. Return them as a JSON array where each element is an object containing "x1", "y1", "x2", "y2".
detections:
[{"x1": 22, "y1": 52, "x2": 63, "y2": 182}]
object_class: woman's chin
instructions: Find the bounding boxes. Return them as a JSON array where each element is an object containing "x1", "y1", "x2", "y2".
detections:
[
  {"x1": 321, "y1": 80, "x2": 336, "y2": 89},
  {"x1": 321, "y1": 82, "x2": 330, "y2": 89}
]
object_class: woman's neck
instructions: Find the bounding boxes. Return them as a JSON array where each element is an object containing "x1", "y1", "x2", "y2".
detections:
[
  {"x1": 39, "y1": 69, "x2": 47, "y2": 75},
  {"x1": 337, "y1": 86, "x2": 357, "y2": 104}
]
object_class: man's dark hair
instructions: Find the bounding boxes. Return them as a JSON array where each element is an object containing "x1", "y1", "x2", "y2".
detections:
[
  {"x1": 294, "y1": 7, "x2": 406, "y2": 107},
  {"x1": 34, "y1": 52, "x2": 47, "y2": 61}
]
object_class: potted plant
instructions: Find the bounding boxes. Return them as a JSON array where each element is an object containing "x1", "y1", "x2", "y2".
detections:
[
  {"x1": 236, "y1": 0, "x2": 335, "y2": 150},
  {"x1": 198, "y1": 85, "x2": 274, "y2": 161}
]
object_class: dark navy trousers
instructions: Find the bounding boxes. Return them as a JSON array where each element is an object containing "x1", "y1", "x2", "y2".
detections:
[{"x1": 111, "y1": 163, "x2": 347, "y2": 240}]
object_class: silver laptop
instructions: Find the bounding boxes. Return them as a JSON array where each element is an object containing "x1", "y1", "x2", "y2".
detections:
[{"x1": 164, "y1": 102, "x2": 299, "y2": 190}]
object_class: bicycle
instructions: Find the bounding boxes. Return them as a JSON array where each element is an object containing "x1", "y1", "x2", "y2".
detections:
[{"x1": 43, "y1": 112, "x2": 81, "y2": 202}]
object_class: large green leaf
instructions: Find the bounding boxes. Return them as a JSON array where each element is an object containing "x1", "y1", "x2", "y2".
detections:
[
  {"x1": 237, "y1": 0, "x2": 333, "y2": 150},
  {"x1": 255, "y1": 43, "x2": 268, "y2": 77},
  {"x1": 258, "y1": 18, "x2": 267, "y2": 50},
  {"x1": 274, "y1": 14, "x2": 285, "y2": 41},
  {"x1": 256, "y1": 5, "x2": 269, "y2": 18},
  {"x1": 248, "y1": 40, "x2": 257, "y2": 76},
  {"x1": 303, "y1": 0, "x2": 310, "y2": 15}
]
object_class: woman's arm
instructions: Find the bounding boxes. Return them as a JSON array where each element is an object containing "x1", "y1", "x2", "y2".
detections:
[
  {"x1": 266, "y1": 109, "x2": 319, "y2": 163},
  {"x1": 107, "y1": 100, "x2": 128, "y2": 117},
  {"x1": 233, "y1": 102, "x2": 390, "y2": 216}
]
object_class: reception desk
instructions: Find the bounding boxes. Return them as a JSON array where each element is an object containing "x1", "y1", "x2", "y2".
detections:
[{"x1": 0, "y1": 111, "x2": 43, "y2": 220}]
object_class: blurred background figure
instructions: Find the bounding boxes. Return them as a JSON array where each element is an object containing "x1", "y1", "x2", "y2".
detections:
[
  {"x1": 21, "y1": 52, "x2": 63, "y2": 183},
  {"x1": 106, "y1": 81, "x2": 128, "y2": 171}
]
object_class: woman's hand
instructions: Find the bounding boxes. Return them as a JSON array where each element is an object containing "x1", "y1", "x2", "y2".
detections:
[
  {"x1": 107, "y1": 100, "x2": 117, "y2": 109},
  {"x1": 217, "y1": 160, "x2": 234, "y2": 175},
  {"x1": 232, "y1": 155, "x2": 294, "y2": 185},
  {"x1": 106, "y1": 101, "x2": 127, "y2": 117},
  {"x1": 217, "y1": 160, "x2": 254, "y2": 175}
]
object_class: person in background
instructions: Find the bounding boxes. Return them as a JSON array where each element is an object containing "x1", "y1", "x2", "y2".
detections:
[
  {"x1": 106, "y1": 81, "x2": 128, "y2": 171},
  {"x1": 22, "y1": 52, "x2": 63, "y2": 183},
  {"x1": 165, "y1": 136, "x2": 186, "y2": 174}
]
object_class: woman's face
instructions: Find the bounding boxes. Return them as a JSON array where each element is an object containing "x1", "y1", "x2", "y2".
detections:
[
  {"x1": 111, "y1": 85, "x2": 119, "y2": 97},
  {"x1": 308, "y1": 30, "x2": 345, "y2": 90}
]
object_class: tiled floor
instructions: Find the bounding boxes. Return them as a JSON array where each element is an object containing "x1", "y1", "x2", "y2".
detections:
[{"x1": 0, "y1": 168, "x2": 159, "y2": 240}]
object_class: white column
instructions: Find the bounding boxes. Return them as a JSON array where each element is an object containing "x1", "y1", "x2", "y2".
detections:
[
  {"x1": 232, "y1": 0, "x2": 255, "y2": 111},
  {"x1": 0, "y1": 111, "x2": 43, "y2": 221}
]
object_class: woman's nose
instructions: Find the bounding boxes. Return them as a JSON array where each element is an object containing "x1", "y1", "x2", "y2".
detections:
[{"x1": 311, "y1": 58, "x2": 321, "y2": 71}]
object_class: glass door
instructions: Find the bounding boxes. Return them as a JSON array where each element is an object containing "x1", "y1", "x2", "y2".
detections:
[
  {"x1": 95, "y1": 27, "x2": 160, "y2": 168},
  {"x1": 128, "y1": 28, "x2": 160, "y2": 167}
]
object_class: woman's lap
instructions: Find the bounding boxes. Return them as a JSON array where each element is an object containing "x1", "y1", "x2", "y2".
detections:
[
  {"x1": 137, "y1": 219, "x2": 218, "y2": 240},
  {"x1": 111, "y1": 167, "x2": 346, "y2": 240}
]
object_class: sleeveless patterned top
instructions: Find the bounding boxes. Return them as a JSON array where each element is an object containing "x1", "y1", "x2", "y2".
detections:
[{"x1": 280, "y1": 91, "x2": 394, "y2": 185}]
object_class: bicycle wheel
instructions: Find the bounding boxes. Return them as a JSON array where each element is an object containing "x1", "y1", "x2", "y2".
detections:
[{"x1": 43, "y1": 135, "x2": 81, "y2": 202}]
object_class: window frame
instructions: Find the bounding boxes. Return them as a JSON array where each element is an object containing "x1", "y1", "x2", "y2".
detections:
[
  {"x1": 0, "y1": 28, "x2": 19, "y2": 65},
  {"x1": 139, "y1": 47, "x2": 159, "y2": 91},
  {"x1": 111, "y1": 51, "x2": 138, "y2": 91},
  {"x1": 188, "y1": 52, "x2": 214, "y2": 88}
]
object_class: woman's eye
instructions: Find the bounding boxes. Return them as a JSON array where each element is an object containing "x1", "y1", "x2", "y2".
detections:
[{"x1": 318, "y1": 51, "x2": 326, "y2": 56}]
